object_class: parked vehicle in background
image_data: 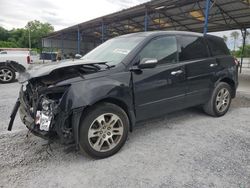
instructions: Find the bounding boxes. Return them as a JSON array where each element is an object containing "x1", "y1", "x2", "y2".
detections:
[
  {"x1": 9, "y1": 31, "x2": 238, "y2": 158},
  {"x1": 0, "y1": 50, "x2": 40, "y2": 83},
  {"x1": 0, "y1": 51, "x2": 59, "y2": 83}
]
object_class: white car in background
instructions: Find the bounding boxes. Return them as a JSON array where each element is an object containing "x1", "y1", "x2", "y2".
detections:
[{"x1": 0, "y1": 50, "x2": 39, "y2": 83}]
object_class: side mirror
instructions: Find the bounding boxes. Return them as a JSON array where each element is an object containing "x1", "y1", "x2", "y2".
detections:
[
  {"x1": 138, "y1": 58, "x2": 158, "y2": 69},
  {"x1": 75, "y1": 54, "x2": 82, "y2": 59}
]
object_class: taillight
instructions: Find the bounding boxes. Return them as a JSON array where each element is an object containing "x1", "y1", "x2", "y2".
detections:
[
  {"x1": 27, "y1": 56, "x2": 31, "y2": 64},
  {"x1": 234, "y1": 58, "x2": 239, "y2": 66}
]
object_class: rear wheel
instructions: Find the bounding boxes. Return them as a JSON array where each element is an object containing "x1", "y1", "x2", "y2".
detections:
[
  {"x1": 203, "y1": 82, "x2": 232, "y2": 117},
  {"x1": 0, "y1": 66, "x2": 16, "y2": 83},
  {"x1": 79, "y1": 102, "x2": 129, "y2": 158}
]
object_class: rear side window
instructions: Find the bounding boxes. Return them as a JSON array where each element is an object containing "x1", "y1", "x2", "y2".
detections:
[
  {"x1": 178, "y1": 36, "x2": 209, "y2": 61},
  {"x1": 139, "y1": 36, "x2": 177, "y2": 65},
  {"x1": 206, "y1": 37, "x2": 230, "y2": 56}
]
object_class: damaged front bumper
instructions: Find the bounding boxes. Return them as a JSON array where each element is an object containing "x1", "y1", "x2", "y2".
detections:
[
  {"x1": 8, "y1": 84, "x2": 73, "y2": 142},
  {"x1": 18, "y1": 86, "x2": 57, "y2": 139}
]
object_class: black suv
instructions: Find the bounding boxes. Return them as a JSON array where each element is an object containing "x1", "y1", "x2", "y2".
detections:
[{"x1": 9, "y1": 31, "x2": 238, "y2": 158}]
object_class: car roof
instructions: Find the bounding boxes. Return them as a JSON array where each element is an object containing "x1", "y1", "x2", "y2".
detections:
[
  {"x1": 117, "y1": 31, "x2": 223, "y2": 41},
  {"x1": 118, "y1": 30, "x2": 204, "y2": 38}
]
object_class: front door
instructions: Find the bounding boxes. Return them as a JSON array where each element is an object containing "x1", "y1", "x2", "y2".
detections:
[{"x1": 132, "y1": 35, "x2": 187, "y2": 121}]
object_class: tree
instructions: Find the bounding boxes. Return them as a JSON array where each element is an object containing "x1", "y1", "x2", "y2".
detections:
[
  {"x1": 222, "y1": 35, "x2": 228, "y2": 43},
  {"x1": 0, "y1": 41, "x2": 18, "y2": 48},
  {"x1": 0, "y1": 20, "x2": 54, "y2": 51},
  {"x1": 230, "y1": 31, "x2": 240, "y2": 51},
  {"x1": 25, "y1": 20, "x2": 54, "y2": 50},
  {"x1": 8, "y1": 28, "x2": 27, "y2": 47},
  {"x1": 234, "y1": 44, "x2": 250, "y2": 57},
  {"x1": 0, "y1": 27, "x2": 10, "y2": 41}
]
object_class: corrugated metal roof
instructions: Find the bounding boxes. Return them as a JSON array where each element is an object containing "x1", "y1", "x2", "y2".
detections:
[{"x1": 43, "y1": 0, "x2": 250, "y2": 40}]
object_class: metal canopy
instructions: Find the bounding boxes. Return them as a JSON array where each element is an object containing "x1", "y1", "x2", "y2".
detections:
[
  {"x1": 43, "y1": 0, "x2": 250, "y2": 41},
  {"x1": 42, "y1": 0, "x2": 250, "y2": 72}
]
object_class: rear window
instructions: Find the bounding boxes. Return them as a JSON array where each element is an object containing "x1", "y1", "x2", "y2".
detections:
[
  {"x1": 206, "y1": 36, "x2": 230, "y2": 56},
  {"x1": 178, "y1": 36, "x2": 209, "y2": 62}
]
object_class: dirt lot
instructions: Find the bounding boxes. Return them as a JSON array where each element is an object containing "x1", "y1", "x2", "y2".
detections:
[{"x1": 0, "y1": 82, "x2": 250, "y2": 188}]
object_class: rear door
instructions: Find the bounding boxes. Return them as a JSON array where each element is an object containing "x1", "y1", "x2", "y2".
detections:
[
  {"x1": 132, "y1": 35, "x2": 187, "y2": 121},
  {"x1": 177, "y1": 35, "x2": 216, "y2": 106}
]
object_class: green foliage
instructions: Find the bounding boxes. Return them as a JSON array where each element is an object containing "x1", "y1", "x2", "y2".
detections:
[
  {"x1": 0, "y1": 41, "x2": 18, "y2": 48},
  {"x1": 0, "y1": 20, "x2": 54, "y2": 51},
  {"x1": 233, "y1": 44, "x2": 250, "y2": 58},
  {"x1": 25, "y1": 20, "x2": 54, "y2": 50},
  {"x1": 0, "y1": 27, "x2": 10, "y2": 41}
]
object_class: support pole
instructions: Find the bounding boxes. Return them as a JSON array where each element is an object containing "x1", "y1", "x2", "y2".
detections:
[
  {"x1": 203, "y1": 0, "x2": 211, "y2": 35},
  {"x1": 42, "y1": 39, "x2": 44, "y2": 63},
  {"x1": 77, "y1": 26, "x2": 80, "y2": 54},
  {"x1": 42, "y1": 38, "x2": 44, "y2": 52},
  {"x1": 101, "y1": 21, "x2": 105, "y2": 43},
  {"x1": 28, "y1": 23, "x2": 31, "y2": 53},
  {"x1": 144, "y1": 9, "x2": 148, "y2": 32},
  {"x1": 61, "y1": 34, "x2": 64, "y2": 55},
  {"x1": 50, "y1": 40, "x2": 53, "y2": 61},
  {"x1": 240, "y1": 28, "x2": 247, "y2": 73}
]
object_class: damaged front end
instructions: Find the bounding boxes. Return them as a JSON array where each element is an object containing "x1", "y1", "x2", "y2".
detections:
[
  {"x1": 18, "y1": 81, "x2": 73, "y2": 143},
  {"x1": 8, "y1": 60, "x2": 116, "y2": 145}
]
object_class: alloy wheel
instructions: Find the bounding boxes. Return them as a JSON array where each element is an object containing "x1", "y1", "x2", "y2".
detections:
[
  {"x1": 0, "y1": 68, "x2": 13, "y2": 82},
  {"x1": 88, "y1": 113, "x2": 124, "y2": 152},
  {"x1": 215, "y1": 88, "x2": 230, "y2": 112}
]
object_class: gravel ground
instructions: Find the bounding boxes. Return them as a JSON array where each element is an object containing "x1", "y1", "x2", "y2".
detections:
[{"x1": 0, "y1": 82, "x2": 250, "y2": 188}]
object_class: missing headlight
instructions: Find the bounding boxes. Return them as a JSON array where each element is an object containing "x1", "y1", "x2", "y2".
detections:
[
  {"x1": 42, "y1": 98, "x2": 52, "y2": 112},
  {"x1": 36, "y1": 110, "x2": 52, "y2": 131},
  {"x1": 35, "y1": 97, "x2": 56, "y2": 131}
]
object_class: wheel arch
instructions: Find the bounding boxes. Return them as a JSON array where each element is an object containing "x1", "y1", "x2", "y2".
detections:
[
  {"x1": 218, "y1": 77, "x2": 236, "y2": 98},
  {"x1": 0, "y1": 61, "x2": 26, "y2": 73},
  {"x1": 0, "y1": 61, "x2": 14, "y2": 69},
  {"x1": 71, "y1": 97, "x2": 135, "y2": 149},
  {"x1": 85, "y1": 97, "x2": 135, "y2": 132}
]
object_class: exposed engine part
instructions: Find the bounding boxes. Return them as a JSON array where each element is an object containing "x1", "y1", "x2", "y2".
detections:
[
  {"x1": 35, "y1": 110, "x2": 52, "y2": 131},
  {"x1": 35, "y1": 97, "x2": 56, "y2": 131}
]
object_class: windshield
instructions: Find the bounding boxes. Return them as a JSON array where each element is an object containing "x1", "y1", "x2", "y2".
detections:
[{"x1": 81, "y1": 36, "x2": 144, "y2": 66}]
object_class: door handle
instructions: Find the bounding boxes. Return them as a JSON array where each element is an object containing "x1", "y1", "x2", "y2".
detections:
[
  {"x1": 210, "y1": 63, "x2": 218, "y2": 67},
  {"x1": 171, "y1": 70, "x2": 183, "y2": 75}
]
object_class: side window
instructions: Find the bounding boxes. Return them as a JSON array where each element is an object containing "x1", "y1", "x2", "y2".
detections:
[
  {"x1": 178, "y1": 36, "x2": 209, "y2": 61},
  {"x1": 206, "y1": 37, "x2": 230, "y2": 56},
  {"x1": 139, "y1": 36, "x2": 177, "y2": 65}
]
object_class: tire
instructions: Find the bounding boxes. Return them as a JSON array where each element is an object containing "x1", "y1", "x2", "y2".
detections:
[
  {"x1": 203, "y1": 82, "x2": 232, "y2": 117},
  {"x1": 0, "y1": 66, "x2": 16, "y2": 83},
  {"x1": 79, "y1": 102, "x2": 129, "y2": 159}
]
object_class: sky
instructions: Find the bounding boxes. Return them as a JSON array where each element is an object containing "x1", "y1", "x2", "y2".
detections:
[
  {"x1": 0, "y1": 0, "x2": 148, "y2": 30},
  {"x1": 0, "y1": 0, "x2": 247, "y2": 50}
]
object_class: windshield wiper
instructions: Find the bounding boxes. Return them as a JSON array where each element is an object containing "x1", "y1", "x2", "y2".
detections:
[
  {"x1": 82, "y1": 64, "x2": 101, "y2": 71},
  {"x1": 94, "y1": 62, "x2": 115, "y2": 69}
]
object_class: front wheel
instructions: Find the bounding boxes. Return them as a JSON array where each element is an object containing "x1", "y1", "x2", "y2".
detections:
[
  {"x1": 79, "y1": 103, "x2": 129, "y2": 158},
  {"x1": 203, "y1": 82, "x2": 232, "y2": 117},
  {"x1": 0, "y1": 66, "x2": 16, "y2": 83}
]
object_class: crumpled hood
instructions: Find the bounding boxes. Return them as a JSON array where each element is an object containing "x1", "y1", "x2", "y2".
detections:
[{"x1": 18, "y1": 59, "x2": 105, "y2": 83}]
